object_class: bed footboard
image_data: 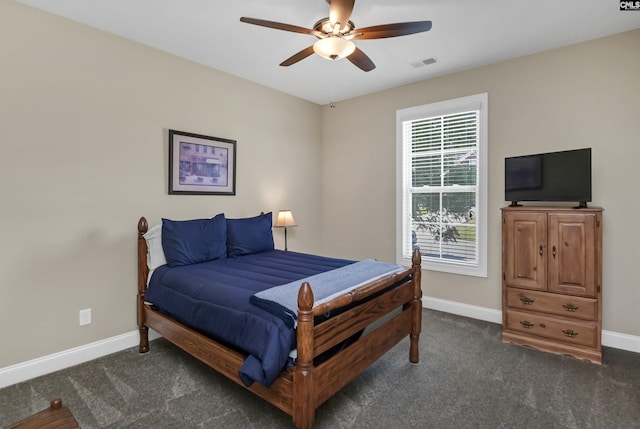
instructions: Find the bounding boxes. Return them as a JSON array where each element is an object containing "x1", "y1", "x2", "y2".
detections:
[{"x1": 293, "y1": 249, "x2": 422, "y2": 428}]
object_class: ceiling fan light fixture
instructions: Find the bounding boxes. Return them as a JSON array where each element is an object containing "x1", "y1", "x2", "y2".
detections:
[
  {"x1": 240, "y1": 1, "x2": 432, "y2": 72},
  {"x1": 313, "y1": 37, "x2": 355, "y2": 60}
]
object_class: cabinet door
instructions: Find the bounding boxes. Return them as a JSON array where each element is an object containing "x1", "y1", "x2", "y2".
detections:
[
  {"x1": 503, "y1": 212, "x2": 547, "y2": 290},
  {"x1": 547, "y1": 213, "x2": 596, "y2": 297}
]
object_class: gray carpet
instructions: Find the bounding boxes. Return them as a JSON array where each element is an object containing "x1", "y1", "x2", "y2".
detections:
[{"x1": 1, "y1": 310, "x2": 639, "y2": 428}]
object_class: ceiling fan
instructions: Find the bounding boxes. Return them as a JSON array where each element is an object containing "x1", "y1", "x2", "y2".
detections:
[{"x1": 240, "y1": 0, "x2": 432, "y2": 72}]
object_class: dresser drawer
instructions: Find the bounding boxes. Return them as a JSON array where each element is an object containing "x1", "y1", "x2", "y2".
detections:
[
  {"x1": 505, "y1": 288, "x2": 597, "y2": 321},
  {"x1": 505, "y1": 309, "x2": 597, "y2": 348}
]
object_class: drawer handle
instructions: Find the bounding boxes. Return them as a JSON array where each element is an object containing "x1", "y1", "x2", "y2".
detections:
[
  {"x1": 520, "y1": 320, "x2": 534, "y2": 329},
  {"x1": 562, "y1": 303, "x2": 579, "y2": 312},
  {"x1": 562, "y1": 329, "x2": 578, "y2": 338},
  {"x1": 520, "y1": 296, "x2": 534, "y2": 305}
]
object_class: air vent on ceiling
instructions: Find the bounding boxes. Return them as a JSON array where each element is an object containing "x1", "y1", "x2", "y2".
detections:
[{"x1": 411, "y1": 58, "x2": 436, "y2": 68}]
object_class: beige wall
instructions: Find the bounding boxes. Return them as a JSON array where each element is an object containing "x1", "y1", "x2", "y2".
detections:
[
  {"x1": 321, "y1": 29, "x2": 640, "y2": 337},
  {"x1": 0, "y1": 2, "x2": 323, "y2": 367}
]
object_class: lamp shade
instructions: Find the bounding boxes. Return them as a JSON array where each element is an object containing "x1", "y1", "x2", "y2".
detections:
[
  {"x1": 313, "y1": 37, "x2": 356, "y2": 60},
  {"x1": 274, "y1": 210, "x2": 297, "y2": 228}
]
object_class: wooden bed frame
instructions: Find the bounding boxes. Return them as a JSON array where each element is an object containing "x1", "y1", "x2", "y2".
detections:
[{"x1": 137, "y1": 217, "x2": 422, "y2": 429}]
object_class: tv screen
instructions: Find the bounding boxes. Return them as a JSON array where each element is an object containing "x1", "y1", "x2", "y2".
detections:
[{"x1": 505, "y1": 148, "x2": 592, "y2": 207}]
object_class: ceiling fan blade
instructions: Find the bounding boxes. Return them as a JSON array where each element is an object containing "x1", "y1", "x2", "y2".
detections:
[
  {"x1": 329, "y1": 0, "x2": 355, "y2": 31},
  {"x1": 351, "y1": 21, "x2": 432, "y2": 40},
  {"x1": 347, "y1": 47, "x2": 375, "y2": 72},
  {"x1": 280, "y1": 46, "x2": 315, "y2": 67},
  {"x1": 240, "y1": 17, "x2": 322, "y2": 37}
]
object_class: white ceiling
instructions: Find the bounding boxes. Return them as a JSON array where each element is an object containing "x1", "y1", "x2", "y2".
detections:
[{"x1": 16, "y1": 0, "x2": 640, "y2": 105}]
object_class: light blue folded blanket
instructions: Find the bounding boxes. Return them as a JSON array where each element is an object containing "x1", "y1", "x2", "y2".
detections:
[{"x1": 251, "y1": 259, "x2": 405, "y2": 328}]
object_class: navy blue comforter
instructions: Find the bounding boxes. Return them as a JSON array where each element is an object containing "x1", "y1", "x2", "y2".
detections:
[{"x1": 144, "y1": 250, "x2": 354, "y2": 387}]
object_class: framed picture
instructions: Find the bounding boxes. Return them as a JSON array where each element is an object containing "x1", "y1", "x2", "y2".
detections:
[{"x1": 168, "y1": 129, "x2": 236, "y2": 195}]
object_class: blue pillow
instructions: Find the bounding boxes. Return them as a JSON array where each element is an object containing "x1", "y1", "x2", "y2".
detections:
[
  {"x1": 161, "y1": 214, "x2": 227, "y2": 266},
  {"x1": 226, "y1": 212, "x2": 274, "y2": 257}
]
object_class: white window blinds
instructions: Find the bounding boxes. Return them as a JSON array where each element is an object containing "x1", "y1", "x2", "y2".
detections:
[{"x1": 396, "y1": 93, "x2": 487, "y2": 277}]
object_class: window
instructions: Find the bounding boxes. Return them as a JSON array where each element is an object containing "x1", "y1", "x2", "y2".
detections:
[{"x1": 396, "y1": 93, "x2": 488, "y2": 277}]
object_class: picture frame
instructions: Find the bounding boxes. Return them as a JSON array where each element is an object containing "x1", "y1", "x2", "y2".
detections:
[{"x1": 168, "y1": 129, "x2": 236, "y2": 195}]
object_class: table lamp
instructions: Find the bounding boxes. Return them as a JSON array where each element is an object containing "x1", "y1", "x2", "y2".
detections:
[{"x1": 273, "y1": 210, "x2": 297, "y2": 251}]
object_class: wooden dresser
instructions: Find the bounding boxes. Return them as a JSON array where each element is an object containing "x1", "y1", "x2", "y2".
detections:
[{"x1": 501, "y1": 206, "x2": 603, "y2": 363}]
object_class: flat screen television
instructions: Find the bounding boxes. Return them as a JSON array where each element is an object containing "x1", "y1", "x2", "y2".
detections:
[{"x1": 505, "y1": 148, "x2": 592, "y2": 208}]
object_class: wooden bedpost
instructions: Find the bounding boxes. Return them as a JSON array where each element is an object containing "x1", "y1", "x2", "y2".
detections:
[
  {"x1": 409, "y1": 248, "x2": 422, "y2": 363},
  {"x1": 293, "y1": 282, "x2": 315, "y2": 429},
  {"x1": 137, "y1": 217, "x2": 150, "y2": 353}
]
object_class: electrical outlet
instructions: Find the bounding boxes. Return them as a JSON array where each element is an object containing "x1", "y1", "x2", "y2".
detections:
[{"x1": 79, "y1": 308, "x2": 91, "y2": 326}]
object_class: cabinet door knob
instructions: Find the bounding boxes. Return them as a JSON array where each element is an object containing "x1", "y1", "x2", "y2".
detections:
[
  {"x1": 562, "y1": 329, "x2": 578, "y2": 338},
  {"x1": 552, "y1": 245, "x2": 557, "y2": 259},
  {"x1": 539, "y1": 245, "x2": 543, "y2": 256},
  {"x1": 520, "y1": 320, "x2": 534, "y2": 329},
  {"x1": 562, "y1": 303, "x2": 579, "y2": 312}
]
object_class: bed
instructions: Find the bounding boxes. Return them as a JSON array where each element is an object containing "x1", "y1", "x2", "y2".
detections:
[{"x1": 136, "y1": 213, "x2": 422, "y2": 429}]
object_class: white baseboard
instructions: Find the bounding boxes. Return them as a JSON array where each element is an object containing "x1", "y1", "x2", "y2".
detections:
[
  {"x1": 2, "y1": 301, "x2": 638, "y2": 390},
  {"x1": 423, "y1": 296, "x2": 503, "y2": 324},
  {"x1": 0, "y1": 330, "x2": 160, "y2": 389},
  {"x1": 422, "y1": 296, "x2": 640, "y2": 354},
  {"x1": 601, "y1": 329, "x2": 640, "y2": 353}
]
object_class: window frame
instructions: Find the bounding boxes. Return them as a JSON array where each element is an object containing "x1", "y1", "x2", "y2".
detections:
[{"x1": 396, "y1": 93, "x2": 488, "y2": 277}]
